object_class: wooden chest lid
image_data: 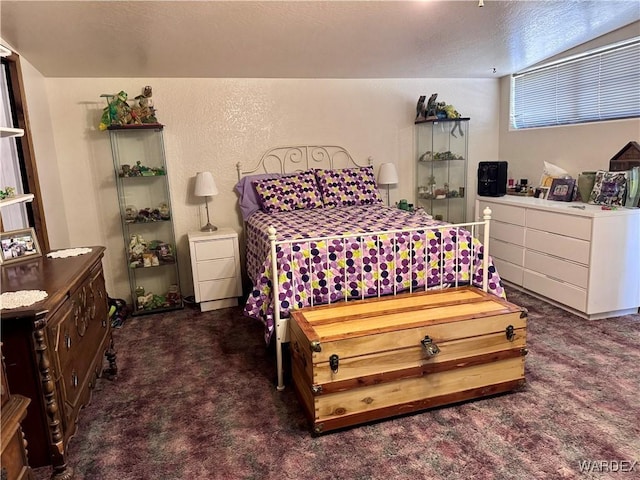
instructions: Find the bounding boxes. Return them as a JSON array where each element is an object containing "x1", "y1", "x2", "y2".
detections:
[{"x1": 289, "y1": 287, "x2": 524, "y2": 344}]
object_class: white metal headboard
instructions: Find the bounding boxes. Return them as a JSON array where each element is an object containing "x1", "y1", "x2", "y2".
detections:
[{"x1": 236, "y1": 145, "x2": 371, "y2": 179}]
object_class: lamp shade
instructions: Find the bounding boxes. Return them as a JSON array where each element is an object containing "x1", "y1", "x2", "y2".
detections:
[
  {"x1": 377, "y1": 163, "x2": 399, "y2": 185},
  {"x1": 194, "y1": 171, "x2": 219, "y2": 197}
]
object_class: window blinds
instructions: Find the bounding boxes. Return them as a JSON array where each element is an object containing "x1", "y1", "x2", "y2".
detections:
[{"x1": 511, "y1": 38, "x2": 640, "y2": 129}]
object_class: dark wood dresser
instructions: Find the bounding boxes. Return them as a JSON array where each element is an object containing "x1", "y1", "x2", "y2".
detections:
[
  {"x1": 0, "y1": 247, "x2": 117, "y2": 480},
  {"x1": 1, "y1": 343, "x2": 35, "y2": 480}
]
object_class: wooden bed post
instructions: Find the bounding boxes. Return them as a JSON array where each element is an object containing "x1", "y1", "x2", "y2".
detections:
[
  {"x1": 482, "y1": 207, "x2": 492, "y2": 292},
  {"x1": 268, "y1": 226, "x2": 286, "y2": 391}
]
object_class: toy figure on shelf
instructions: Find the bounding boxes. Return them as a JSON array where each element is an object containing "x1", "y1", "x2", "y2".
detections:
[
  {"x1": 98, "y1": 86, "x2": 159, "y2": 130},
  {"x1": 425, "y1": 93, "x2": 438, "y2": 119},
  {"x1": 0, "y1": 186, "x2": 16, "y2": 200},
  {"x1": 99, "y1": 91, "x2": 138, "y2": 130},
  {"x1": 133, "y1": 85, "x2": 158, "y2": 124}
]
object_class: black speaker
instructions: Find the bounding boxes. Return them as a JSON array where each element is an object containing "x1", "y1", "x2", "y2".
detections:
[{"x1": 477, "y1": 161, "x2": 508, "y2": 197}]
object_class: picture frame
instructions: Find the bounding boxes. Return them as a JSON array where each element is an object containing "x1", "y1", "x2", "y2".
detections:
[
  {"x1": 0, "y1": 227, "x2": 42, "y2": 265},
  {"x1": 534, "y1": 186, "x2": 550, "y2": 199},
  {"x1": 589, "y1": 170, "x2": 628, "y2": 206},
  {"x1": 547, "y1": 178, "x2": 576, "y2": 202}
]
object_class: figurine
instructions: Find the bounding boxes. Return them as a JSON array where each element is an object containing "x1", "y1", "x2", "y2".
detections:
[
  {"x1": 415, "y1": 95, "x2": 426, "y2": 120},
  {"x1": 425, "y1": 93, "x2": 438, "y2": 119},
  {"x1": 99, "y1": 87, "x2": 158, "y2": 130},
  {"x1": 99, "y1": 91, "x2": 138, "y2": 130},
  {"x1": 133, "y1": 85, "x2": 158, "y2": 124}
]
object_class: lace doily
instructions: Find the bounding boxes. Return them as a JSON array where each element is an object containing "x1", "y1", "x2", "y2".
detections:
[
  {"x1": 1, "y1": 290, "x2": 48, "y2": 309},
  {"x1": 47, "y1": 247, "x2": 92, "y2": 259}
]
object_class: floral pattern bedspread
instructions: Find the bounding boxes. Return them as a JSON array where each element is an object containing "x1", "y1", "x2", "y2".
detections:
[{"x1": 244, "y1": 205, "x2": 505, "y2": 344}]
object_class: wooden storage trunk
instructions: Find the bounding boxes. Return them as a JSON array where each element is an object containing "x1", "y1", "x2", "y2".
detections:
[{"x1": 289, "y1": 286, "x2": 528, "y2": 434}]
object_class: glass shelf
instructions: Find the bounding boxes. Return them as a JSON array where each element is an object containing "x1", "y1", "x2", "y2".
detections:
[
  {"x1": 415, "y1": 118, "x2": 469, "y2": 223},
  {"x1": 108, "y1": 125, "x2": 183, "y2": 315}
]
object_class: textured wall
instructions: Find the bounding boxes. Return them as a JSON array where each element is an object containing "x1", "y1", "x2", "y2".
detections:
[{"x1": 34, "y1": 77, "x2": 499, "y2": 302}]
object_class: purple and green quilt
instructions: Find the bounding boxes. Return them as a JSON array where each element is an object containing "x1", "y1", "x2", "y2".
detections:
[{"x1": 244, "y1": 205, "x2": 505, "y2": 343}]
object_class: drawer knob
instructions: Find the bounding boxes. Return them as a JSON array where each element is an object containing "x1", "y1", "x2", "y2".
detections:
[
  {"x1": 71, "y1": 371, "x2": 78, "y2": 388},
  {"x1": 421, "y1": 335, "x2": 440, "y2": 358},
  {"x1": 65, "y1": 333, "x2": 72, "y2": 350}
]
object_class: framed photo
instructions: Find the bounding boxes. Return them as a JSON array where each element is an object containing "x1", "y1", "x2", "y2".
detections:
[
  {"x1": 589, "y1": 170, "x2": 627, "y2": 206},
  {"x1": 534, "y1": 186, "x2": 550, "y2": 199},
  {"x1": 0, "y1": 228, "x2": 42, "y2": 265},
  {"x1": 547, "y1": 178, "x2": 576, "y2": 202}
]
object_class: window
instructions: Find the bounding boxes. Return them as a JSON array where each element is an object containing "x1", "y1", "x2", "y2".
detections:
[{"x1": 511, "y1": 37, "x2": 640, "y2": 129}]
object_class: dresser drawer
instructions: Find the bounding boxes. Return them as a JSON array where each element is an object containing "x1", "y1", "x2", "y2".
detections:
[
  {"x1": 524, "y1": 250, "x2": 589, "y2": 289},
  {"x1": 490, "y1": 239, "x2": 524, "y2": 266},
  {"x1": 492, "y1": 258, "x2": 523, "y2": 286},
  {"x1": 196, "y1": 257, "x2": 237, "y2": 281},
  {"x1": 194, "y1": 238, "x2": 235, "y2": 261},
  {"x1": 197, "y1": 278, "x2": 240, "y2": 301},
  {"x1": 526, "y1": 209, "x2": 592, "y2": 241},
  {"x1": 484, "y1": 202, "x2": 525, "y2": 226},
  {"x1": 524, "y1": 229, "x2": 590, "y2": 265},
  {"x1": 52, "y1": 274, "x2": 109, "y2": 434},
  {"x1": 523, "y1": 270, "x2": 587, "y2": 312},
  {"x1": 491, "y1": 221, "x2": 525, "y2": 246}
]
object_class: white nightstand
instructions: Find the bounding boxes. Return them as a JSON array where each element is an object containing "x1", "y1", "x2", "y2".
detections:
[{"x1": 188, "y1": 228, "x2": 242, "y2": 311}]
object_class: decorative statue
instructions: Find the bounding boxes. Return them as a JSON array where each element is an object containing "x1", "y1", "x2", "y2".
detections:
[
  {"x1": 415, "y1": 95, "x2": 426, "y2": 120},
  {"x1": 425, "y1": 93, "x2": 439, "y2": 119},
  {"x1": 99, "y1": 86, "x2": 158, "y2": 130},
  {"x1": 415, "y1": 94, "x2": 462, "y2": 124},
  {"x1": 133, "y1": 85, "x2": 158, "y2": 124}
]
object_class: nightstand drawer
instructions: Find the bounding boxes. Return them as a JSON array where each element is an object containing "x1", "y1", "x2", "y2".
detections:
[
  {"x1": 197, "y1": 278, "x2": 240, "y2": 300},
  {"x1": 195, "y1": 238, "x2": 235, "y2": 261},
  {"x1": 196, "y1": 257, "x2": 237, "y2": 281}
]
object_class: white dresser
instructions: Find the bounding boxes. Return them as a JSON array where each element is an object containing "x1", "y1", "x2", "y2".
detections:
[
  {"x1": 188, "y1": 229, "x2": 243, "y2": 311},
  {"x1": 475, "y1": 196, "x2": 640, "y2": 319}
]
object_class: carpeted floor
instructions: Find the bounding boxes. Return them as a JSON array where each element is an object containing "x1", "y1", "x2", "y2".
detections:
[{"x1": 33, "y1": 288, "x2": 639, "y2": 480}]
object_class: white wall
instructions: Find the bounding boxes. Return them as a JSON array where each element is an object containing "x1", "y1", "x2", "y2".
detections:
[
  {"x1": 38, "y1": 78, "x2": 500, "y2": 301},
  {"x1": 0, "y1": 39, "x2": 69, "y2": 247}
]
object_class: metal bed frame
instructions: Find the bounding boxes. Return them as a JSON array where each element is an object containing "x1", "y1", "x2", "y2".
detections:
[{"x1": 237, "y1": 145, "x2": 492, "y2": 390}]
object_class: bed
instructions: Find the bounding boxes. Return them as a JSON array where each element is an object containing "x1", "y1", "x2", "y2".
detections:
[{"x1": 236, "y1": 145, "x2": 504, "y2": 390}]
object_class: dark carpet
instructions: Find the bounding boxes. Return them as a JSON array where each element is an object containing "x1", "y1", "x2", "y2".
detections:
[{"x1": 34, "y1": 288, "x2": 639, "y2": 480}]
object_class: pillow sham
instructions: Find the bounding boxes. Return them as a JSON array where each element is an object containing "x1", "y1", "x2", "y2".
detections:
[
  {"x1": 252, "y1": 170, "x2": 323, "y2": 213},
  {"x1": 315, "y1": 166, "x2": 383, "y2": 207},
  {"x1": 234, "y1": 173, "x2": 281, "y2": 221}
]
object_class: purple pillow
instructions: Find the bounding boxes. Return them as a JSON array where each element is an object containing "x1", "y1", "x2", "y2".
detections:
[
  {"x1": 252, "y1": 170, "x2": 323, "y2": 213},
  {"x1": 235, "y1": 173, "x2": 281, "y2": 221},
  {"x1": 315, "y1": 166, "x2": 382, "y2": 207}
]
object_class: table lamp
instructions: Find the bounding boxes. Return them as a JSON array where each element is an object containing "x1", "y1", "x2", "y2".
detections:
[
  {"x1": 194, "y1": 171, "x2": 219, "y2": 231},
  {"x1": 377, "y1": 163, "x2": 399, "y2": 206}
]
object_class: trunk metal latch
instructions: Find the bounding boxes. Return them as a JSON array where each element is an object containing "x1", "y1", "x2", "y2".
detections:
[
  {"x1": 329, "y1": 354, "x2": 339, "y2": 374},
  {"x1": 421, "y1": 335, "x2": 440, "y2": 357}
]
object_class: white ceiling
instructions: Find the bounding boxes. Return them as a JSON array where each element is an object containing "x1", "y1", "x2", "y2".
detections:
[{"x1": 1, "y1": 1, "x2": 639, "y2": 79}]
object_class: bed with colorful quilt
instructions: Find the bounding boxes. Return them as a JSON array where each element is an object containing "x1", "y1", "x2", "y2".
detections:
[{"x1": 235, "y1": 146, "x2": 504, "y2": 390}]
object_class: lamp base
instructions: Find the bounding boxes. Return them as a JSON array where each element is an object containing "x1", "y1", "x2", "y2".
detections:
[{"x1": 201, "y1": 223, "x2": 218, "y2": 232}]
